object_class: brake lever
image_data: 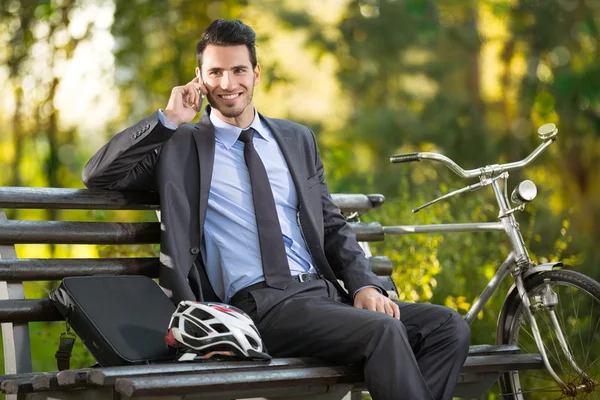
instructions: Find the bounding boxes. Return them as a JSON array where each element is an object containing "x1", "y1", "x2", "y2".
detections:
[{"x1": 412, "y1": 181, "x2": 485, "y2": 213}]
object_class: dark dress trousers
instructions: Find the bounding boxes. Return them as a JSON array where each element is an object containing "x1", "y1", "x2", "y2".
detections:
[{"x1": 82, "y1": 107, "x2": 470, "y2": 400}]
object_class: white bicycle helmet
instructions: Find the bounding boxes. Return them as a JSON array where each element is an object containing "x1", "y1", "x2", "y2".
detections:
[{"x1": 165, "y1": 301, "x2": 271, "y2": 361}]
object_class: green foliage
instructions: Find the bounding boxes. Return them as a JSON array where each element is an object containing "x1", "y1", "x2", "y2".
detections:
[{"x1": 1, "y1": 3, "x2": 600, "y2": 397}]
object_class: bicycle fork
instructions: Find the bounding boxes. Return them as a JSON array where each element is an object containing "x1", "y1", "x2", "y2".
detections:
[
  {"x1": 491, "y1": 177, "x2": 594, "y2": 395},
  {"x1": 514, "y1": 274, "x2": 595, "y2": 395}
]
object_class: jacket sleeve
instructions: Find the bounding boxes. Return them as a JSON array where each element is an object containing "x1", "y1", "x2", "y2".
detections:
[
  {"x1": 82, "y1": 111, "x2": 176, "y2": 191},
  {"x1": 309, "y1": 131, "x2": 387, "y2": 297}
]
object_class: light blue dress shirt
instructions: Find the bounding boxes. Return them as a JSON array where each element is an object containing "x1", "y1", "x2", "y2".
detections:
[{"x1": 158, "y1": 109, "x2": 317, "y2": 302}]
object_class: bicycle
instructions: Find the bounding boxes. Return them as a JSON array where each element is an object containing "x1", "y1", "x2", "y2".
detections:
[{"x1": 387, "y1": 123, "x2": 600, "y2": 399}]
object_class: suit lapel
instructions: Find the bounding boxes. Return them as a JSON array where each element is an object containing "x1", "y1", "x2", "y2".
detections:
[
  {"x1": 260, "y1": 114, "x2": 308, "y2": 206},
  {"x1": 193, "y1": 109, "x2": 216, "y2": 239},
  {"x1": 260, "y1": 114, "x2": 346, "y2": 295}
]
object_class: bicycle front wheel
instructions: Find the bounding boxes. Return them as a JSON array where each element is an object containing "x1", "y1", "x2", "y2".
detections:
[{"x1": 497, "y1": 269, "x2": 600, "y2": 399}]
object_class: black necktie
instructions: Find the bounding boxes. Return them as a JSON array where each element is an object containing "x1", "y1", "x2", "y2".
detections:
[{"x1": 239, "y1": 128, "x2": 291, "y2": 289}]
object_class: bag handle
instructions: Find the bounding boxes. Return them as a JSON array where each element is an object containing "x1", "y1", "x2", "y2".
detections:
[{"x1": 55, "y1": 324, "x2": 76, "y2": 371}]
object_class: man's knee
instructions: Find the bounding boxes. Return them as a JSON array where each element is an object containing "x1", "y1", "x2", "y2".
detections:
[
  {"x1": 446, "y1": 309, "x2": 471, "y2": 353},
  {"x1": 369, "y1": 314, "x2": 408, "y2": 344}
]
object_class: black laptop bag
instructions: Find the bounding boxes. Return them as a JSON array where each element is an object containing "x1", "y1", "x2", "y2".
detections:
[{"x1": 50, "y1": 275, "x2": 176, "y2": 368}]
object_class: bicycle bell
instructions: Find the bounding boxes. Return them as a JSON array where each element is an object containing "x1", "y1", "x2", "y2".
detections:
[
  {"x1": 511, "y1": 180, "x2": 537, "y2": 205},
  {"x1": 537, "y1": 123, "x2": 558, "y2": 140}
]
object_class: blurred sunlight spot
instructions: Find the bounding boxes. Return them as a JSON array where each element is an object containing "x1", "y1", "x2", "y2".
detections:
[
  {"x1": 247, "y1": 0, "x2": 350, "y2": 133},
  {"x1": 401, "y1": 74, "x2": 438, "y2": 100},
  {"x1": 359, "y1": 3, "x2": 380, "y2": 19},
  {"x1": 52, "y1": 2, "x2": 120, "y2": 152},
  {"x1": 536, "y1": 63, "x2": 553, "y2": 82},
  {"x1": 479, "y1": 2, "x2": 510, "y2": 102},
  {"x1": 403, "y1": 48, "x2": 433, "y2": 66}
]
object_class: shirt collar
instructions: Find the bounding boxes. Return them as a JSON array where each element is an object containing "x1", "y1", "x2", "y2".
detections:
[{"x1": 209, "y1": 108, "x2": 270, "y2": 150}]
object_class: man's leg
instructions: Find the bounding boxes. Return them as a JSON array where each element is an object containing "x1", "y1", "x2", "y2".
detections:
[
  {"x1": 233, "y1": 280, "x2": 470, "y2": 400},
  {"x1": 395, "y1": 301, "x2": 471, "y2": 400},
  {"x1": 234, "y1": 280, "x2": 432, "y2": 400}
]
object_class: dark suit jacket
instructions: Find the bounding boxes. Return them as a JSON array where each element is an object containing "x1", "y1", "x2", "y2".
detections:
[{"x1": 83, "y1": 107, "x2": 384, "y2": 304}]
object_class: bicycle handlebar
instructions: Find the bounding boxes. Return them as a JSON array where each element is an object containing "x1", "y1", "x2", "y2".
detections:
[
  {"x1": 391, "y1": 126, "x2": 557, "y2": 179},
  {"x1": 390, "y1": 152, "x2": 420, "y2": 163}
]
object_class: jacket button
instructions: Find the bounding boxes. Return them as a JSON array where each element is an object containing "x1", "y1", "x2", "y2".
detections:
[{"x1": 190, "y1": 247, "x2": 200, "y2": 255}]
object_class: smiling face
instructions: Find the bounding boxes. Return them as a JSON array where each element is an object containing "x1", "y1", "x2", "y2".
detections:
[{"x1": 197, "y1": 44, "x2": 260, "y2": 128}]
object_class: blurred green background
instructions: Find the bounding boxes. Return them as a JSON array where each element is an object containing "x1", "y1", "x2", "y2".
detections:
[{"x1": 1, "y1": 0, "x2": 599, "y2": 397}]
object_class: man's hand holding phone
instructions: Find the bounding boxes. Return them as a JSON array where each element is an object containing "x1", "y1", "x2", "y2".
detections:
[{"x1": 163, "y1": 77, "x2": 208, "y2": 127}]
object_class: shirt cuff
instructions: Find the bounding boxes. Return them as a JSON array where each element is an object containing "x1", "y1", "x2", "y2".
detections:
[
  {"x1": 353, "y1": 285, "x2": 383, "y2": 298},
  {"x1": 157, "y1": 109, "x2": 178, "y2": 130}
]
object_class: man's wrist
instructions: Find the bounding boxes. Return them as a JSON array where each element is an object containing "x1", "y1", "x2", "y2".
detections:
[
  {"x1": 162, "y1": 110, "x2": 181, "y2": 128},
  {"x1": 158, "y1": 109, "x2": 180, "y2": 130},
  {"x1": 353, "y1": 285, "x2": 383, "y2": 298}
]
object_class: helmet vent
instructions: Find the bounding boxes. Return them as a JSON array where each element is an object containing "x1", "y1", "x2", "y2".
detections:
[
  {"x1": 184, "y1": 320, "x2": 209, "y2": 337},
  {"x1": 190, "y1": 308, "x2": 213, "y2": 320},
  {"x1": 211, "y1": 323, "x2": 228, "y2": 333},
  {"x1": 245, "y1": 334, "x2": 259, "y2": 349}
]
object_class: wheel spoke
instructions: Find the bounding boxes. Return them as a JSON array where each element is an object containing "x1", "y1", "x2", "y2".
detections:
[
  {"x1": 538, "y1": 308, "x2": 567, "y2": 374},
  {"x1": 518, "y1": 372, "x2": 565, "y2": 382},
  {"x1": 586, "y1": 303, "x2": 600, "y2": 368},
  {"x1": 519, "y1": 321, "x2": 564, "y2": 369},
  {"x1": 585, "y1": 300, "x2": 595, "y2": 367},
  {"x1": 554, "y1": 293, "x2": 580, "y2": 383}
]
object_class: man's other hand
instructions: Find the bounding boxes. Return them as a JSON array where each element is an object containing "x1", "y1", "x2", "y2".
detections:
[
  {"x1": 163, "y1": 77, "x2": 207, "y2": 127},
  {"x1": 354, "y1": 287, "x2": 400, "y2": 319}
]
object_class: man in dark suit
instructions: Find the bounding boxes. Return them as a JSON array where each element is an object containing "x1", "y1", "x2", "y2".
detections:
[{"x1": 83, "y1": 19, "x2": 470, "y2": 400}]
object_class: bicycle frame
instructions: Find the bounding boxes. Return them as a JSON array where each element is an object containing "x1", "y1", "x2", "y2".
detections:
[
  {"x1": 382, "y1": 175, "x2": 527, "y2": 324},
  {"x1": 382, "y1": 171, "x2": 583, "y2": 391}
]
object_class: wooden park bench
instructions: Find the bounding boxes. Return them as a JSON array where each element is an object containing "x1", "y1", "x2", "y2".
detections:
[{"x1": 0, "y1": 187, "x2": 543, "y2": 399}]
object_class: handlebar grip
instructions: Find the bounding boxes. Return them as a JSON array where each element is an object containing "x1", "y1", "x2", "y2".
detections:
[{"x1": 390, "y1": 152, "x2": 420, "y2": 163}]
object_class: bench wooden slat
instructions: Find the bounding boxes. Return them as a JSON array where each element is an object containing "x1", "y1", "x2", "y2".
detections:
[
  {"x1": 461, "y1": 354, "x2": 543, "y2": 373},
  {"x1": 0, "y1": 221, "x2": 382, "y2": 244},
  {"x1": 88, "y1": 358, "x2": 325, "y2": 386},
  {"x1": 349, "y1": 222, "x2": 384, "y2": 241},
  {"x1": 31, "y1": 372, "x2": 59, "y2": 392},
  {"x1": 365, "y1": 256, "x2": 392, "y2": 275},
  {"x1": 0, "y1": 187, "x2": 160, "y2": 210},
  {"x1": 0, "y1": 299, "x2": 61, "y2": 323},
  {"x1": 0, "y1": 187, "x2": 384, "y2": 213},
  {"x1": 89, "y1": 346, "x2": 522, "y2": 387},
  {"x1": 0, "y1": 221, "x2": 159, "y2": 244},
  {"x1": 0, "y1": 256, "x2": 391, "y2": 282},
  {"x1": 467, "y1": 344, "x2": 520, "y2": 356},
  {"x1": 56, "y1": 369, "x2": 88, "y2": 388},
  {"x1": 0, "y1": 258, "x2": 158, "y2": 281},
  {"x1": 333, "y1": 193, "x2": 385, "y2": 213},
  {"x1": 114, "y1": 365, "x2": 362, "y2": 398},
  {"x1": 0, "y1": 350, "x2": 541, "y2": 395},
  {"x1": 0, "y1": 377, "x2": 33, "y2": 395}
]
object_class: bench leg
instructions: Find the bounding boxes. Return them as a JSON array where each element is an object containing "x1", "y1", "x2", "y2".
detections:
[{"x1": 0, "y1": 213, "x2": 33, "y2": 376}]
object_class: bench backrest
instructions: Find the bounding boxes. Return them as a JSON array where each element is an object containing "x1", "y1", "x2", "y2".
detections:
[{"x1": 0, "y1": 187, "x2": 392, "y2": 374}]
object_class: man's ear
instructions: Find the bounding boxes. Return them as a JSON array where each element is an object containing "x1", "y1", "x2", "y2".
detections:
[
  {"x1": 195, "y1": 67, "x2": 201, "y2": 80},
  {"x1": 254, "y1": 63, "x2": 261, "y2": 85}
]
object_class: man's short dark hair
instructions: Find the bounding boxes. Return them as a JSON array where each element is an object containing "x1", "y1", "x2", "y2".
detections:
[{"x1": 196, "y1": 19, "x2": 257, "y2": 70}]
